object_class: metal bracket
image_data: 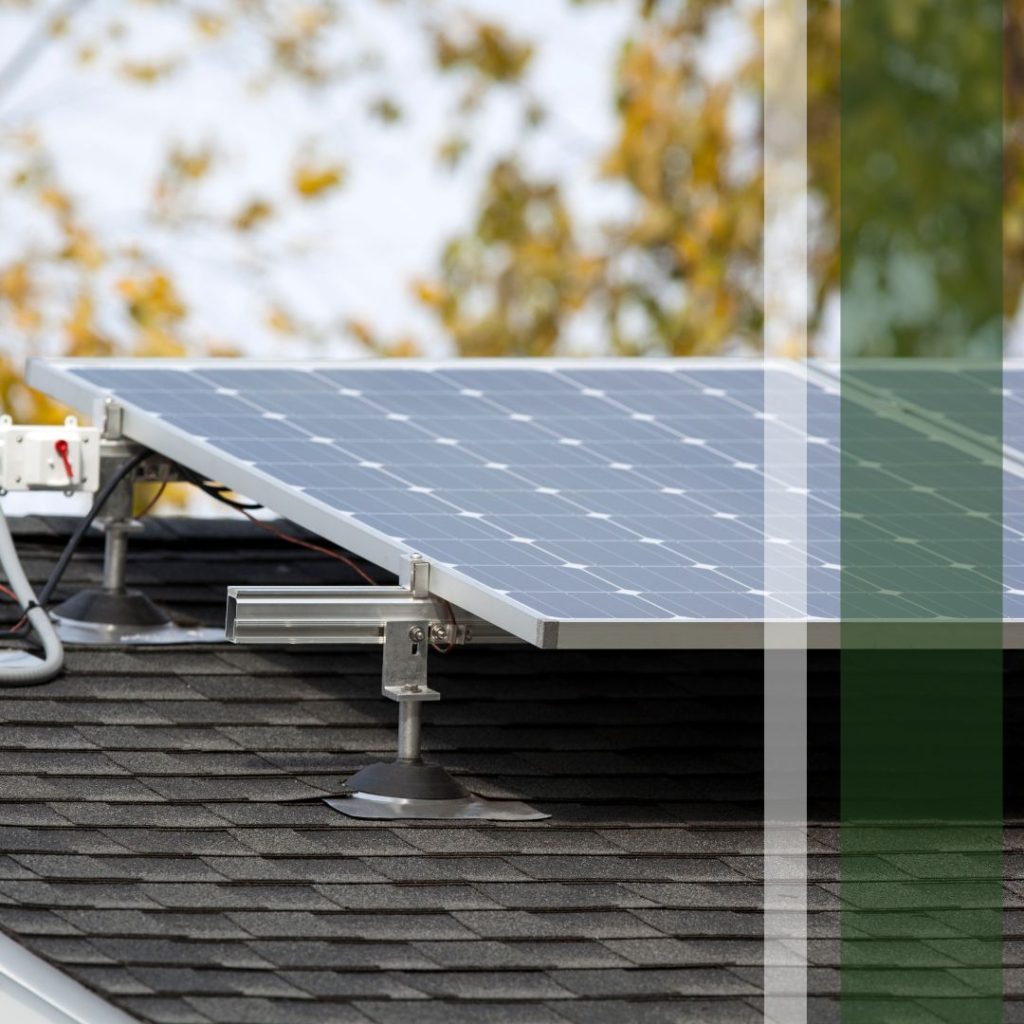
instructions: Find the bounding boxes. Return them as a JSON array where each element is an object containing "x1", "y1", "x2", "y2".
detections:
[
  {"x1": 225, "y1": 571, "x2": 545, "y2": 821},
  {"x1": 225, "y1": 583, "x2": 513, "y2": 646}
]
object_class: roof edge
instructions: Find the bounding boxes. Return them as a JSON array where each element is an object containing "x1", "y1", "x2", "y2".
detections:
[{"x1": 0, "y1": 931, "x2": 139, "y2": 1024}]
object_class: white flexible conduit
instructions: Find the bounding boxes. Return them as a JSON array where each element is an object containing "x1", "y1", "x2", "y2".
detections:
[{"x1": 0, "y1": 500, "x2": 63, "y2": 685}]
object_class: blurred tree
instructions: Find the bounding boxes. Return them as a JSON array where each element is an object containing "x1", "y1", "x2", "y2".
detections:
[{"x1": 0, "y1": 0, "x2": 1020, "y2": 429}]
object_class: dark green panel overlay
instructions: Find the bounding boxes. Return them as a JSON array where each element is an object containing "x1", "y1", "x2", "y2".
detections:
[{"x1": 840, "y1": 1, "x2": 1003, "y2": 1022}]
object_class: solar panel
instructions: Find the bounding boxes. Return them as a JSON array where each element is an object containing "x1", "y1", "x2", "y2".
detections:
[{"x1": 25, "y1": 358, "x2": 1024, "y2": 648}]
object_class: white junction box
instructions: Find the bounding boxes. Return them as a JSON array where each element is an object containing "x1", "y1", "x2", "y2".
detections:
[{"x1": 0, "y1": 415, "x2": 101, "y2": 493}]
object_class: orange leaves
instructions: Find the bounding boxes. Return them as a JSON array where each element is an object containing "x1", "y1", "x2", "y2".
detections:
[
  {"x1": 64, "y1": 292, "x2": 113, "y2": 357},
  {"x1": 117, "y1": 270, "x2": 187, "y2": 356},
  {"x1": 292, "y1": 160, "x2": 345, "y2": 200},
  {"x1": 232, "y1": 199, "x2": 275, "y2": 233},
  {"x1": 118, "y1": 59, "x2": 182, "y2": 84},
  {"x1": 434, "y1": 19, "x2": 534, "y2": 84},
  {"x1": 416, "y1": 159, "x2": 596, "y2": 358},
  {"x1": 0, "y1": 262, "x2": 41, "y2": 333}
]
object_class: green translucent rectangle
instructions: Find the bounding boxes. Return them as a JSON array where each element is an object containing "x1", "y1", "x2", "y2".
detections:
[{"x1": 840, "y1": 0, "x2": 1003, "y2": 1020}]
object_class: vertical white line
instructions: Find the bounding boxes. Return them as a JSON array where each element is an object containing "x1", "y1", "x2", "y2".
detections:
[{"x1": 763, "y1": 0, "x2": 809, "y2": 1022}]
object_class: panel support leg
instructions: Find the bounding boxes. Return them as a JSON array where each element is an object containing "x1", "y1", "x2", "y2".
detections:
[
  {"x1": 326, "y1": 621, "x2": 547, "y2": 821},
  {"x1": 51, "y1": 458, "x2": 221, "y2": 644}
]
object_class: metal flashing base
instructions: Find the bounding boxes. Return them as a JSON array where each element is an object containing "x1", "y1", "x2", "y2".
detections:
[
  {"x1": 327, "y1": 791, "x2": 548, "y2": 821},
  {"x1": 53, "y1": 615, "x2": 225, "y2": 645},
  {"x1": 52, "y1": 588, "x2": 223, "y2": 645},
  {"x1": 326, "y1": 759, "x2": 548, "y2": 821}
]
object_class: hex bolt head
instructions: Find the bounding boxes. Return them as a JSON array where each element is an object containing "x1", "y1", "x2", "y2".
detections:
[
  {"x1": 408, "y1": 626, "x2": 425, "y2": 643},
  {"x1": 430, "y1": 624, "x2": 449, "y2": 643}
]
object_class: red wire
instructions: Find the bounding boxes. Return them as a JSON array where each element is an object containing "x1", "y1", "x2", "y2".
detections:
[
  {"x1": 234, "y1": 506, "x2": 379, "y2": 586},
  {"x1": 1, "y1": 583, "x2": 29, "y2": 634}
]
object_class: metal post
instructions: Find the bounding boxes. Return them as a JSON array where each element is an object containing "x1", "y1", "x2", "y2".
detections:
[
  {"x1": 102, "y1": 527, "x2": 128, "y2": 594},
  {"x1": 396, "y1": 700, "x2": 422, "y2": 763}
]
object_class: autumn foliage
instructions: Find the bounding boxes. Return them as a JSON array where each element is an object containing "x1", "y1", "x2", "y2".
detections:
[{"x1": 0, "y1": 0, "x2": 1021, "y2": 424}]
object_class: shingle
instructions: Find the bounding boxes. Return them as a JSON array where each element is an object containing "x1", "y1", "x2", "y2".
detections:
[
  {"x1": 204, "y1": 856, "x2": 385, "y2": 883},
  {"x1": 118, "y1": 995, "x2": 216, "y2": 1024},
  {"x1": 105, "y1": 752, "x2": 273, "y2": 775},
  {"x1": 0, "y1": 804, "x2": 73, "y2": 826},
  {"x1": 141, "y1": 777, "x2": 326, "y2": 802},
  {"x1": 11, "y1": 854, "x2": 230, "y2": 883},
  {"x1": 49, "y1": 802, "x2": 232, "y2": 828},
  {"x1": 0, "y1": 725, "x2": 97, "y2": 749},
  {"x1": 204, "y1": 803, "x2": 343, "y2": 826},
  {"x1": 184, "y1": 997, "x2": 371, "y2": 1024},
  {"x1": 622, "y1": 882, "x2": 763, "y2": 910},
  {"x1": 229, "y1": 828, "x2": 417, "y2": 857},
  {"x1": 0, "y1": 751, "x2": 126, "y2": 775},
  {"x1": 317, "y1": 883, "x2": 499, "y2": 912},
  {"x1": 471, "y1": 882, "x2": 653, "y2": 910},
  {"x1": 505, "y1": 856, "x2": 747, "y2": 883},
  {"x1": 397, "y1": 970, "x2": 575, "y2": 1001},
  {"x1": 354, "y1": 1003, "x2": 567, "y2": 1024},
  {"x1": 103, "y1": 830, "x2": 254, "y2": 857},
  {"x1": 602, "y1": 829, "x2": 764, "y2": 856},
  {"x1": 278, "y1": 971, "x2": 425, "y2": 999},
  {"x1": 0, "y1": 880, "x2": 162, "y2": 909},
  {"x1": 629, "y1": 909, "x2": 763, "y2": 938},
  {"x1": 141, "y1": 884, "x2": 339, "y2": 911},
  {"x1": 552, "y1": 999, "x2": 763, "y2": 1024},
  {"x1": 602, "y1": 938, "x2": 764, "y2": 967},
  {"x1": 453, "y1": 910, "x2": 660, "y2": 940},
  {"x1": 0, "y1": 907, "x2": 83, "y2": 935},
  {"x1": 21, "y1": 935, "x2": 115, "y2": 965},
  {"x1": 74, "y1": 965, "x2": 155, "y2": 995},
  {"x1": 245, "y1": 941, "x2": 436, "y2": 971},
  {"x1": 91, "y1": 938, "x2": 273, "y2": 969},
  {"x1": 415, "y1": 939, "x2": 631, "y2": 970},
  {"x1": 0, "y1": 826, "x2": 128, "y2": 854},
  {"x1": 74, "y1": 726, "x2": 243, "y2": 752},
  {"x1": 227, "y1": 911, "x2": 476, "y2": 941},
  {"x1": 0, "y1": 854, "x2": 43, "y2": 879},
  {"x1": 129, "y1": 967, "x2": 309, "y2": 999},
  {"x1": 0, "y1": 776, "x2": 164, "y2": 802},
  {"x1": 547, "y1": 967, "x2": 760, "y2": 998},
  {"x1": 365, "y1": 856, "x2": 530, "y2": 883}
]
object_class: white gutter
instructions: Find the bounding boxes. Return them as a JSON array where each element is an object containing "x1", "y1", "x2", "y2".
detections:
[{"x1": 0, "y1": 931, "x2": 139, "y2": 1024}]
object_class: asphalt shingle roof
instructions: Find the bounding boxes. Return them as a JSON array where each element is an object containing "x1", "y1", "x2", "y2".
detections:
[{"x1": 6, "y1": 516, "x2": 1013, "y2": 1023}]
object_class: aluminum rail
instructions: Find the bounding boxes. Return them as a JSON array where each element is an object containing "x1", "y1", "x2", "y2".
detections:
[{"x1": 225, "y1": 584, "x2": 517, "y2": 646}]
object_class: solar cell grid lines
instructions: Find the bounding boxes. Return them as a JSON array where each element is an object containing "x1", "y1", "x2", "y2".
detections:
[{"x1": 25, "y1": 358, "x2": 1024, "y2": 648}]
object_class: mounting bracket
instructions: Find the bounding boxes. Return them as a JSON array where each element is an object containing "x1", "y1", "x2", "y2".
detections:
[{"x1": 226, "y1": 561, "x2": 547, "y2": 821}]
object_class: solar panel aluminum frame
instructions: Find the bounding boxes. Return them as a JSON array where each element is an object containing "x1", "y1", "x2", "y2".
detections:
[{"x1": 26, "y1": 357, "x2": 1024, "y2": 651}]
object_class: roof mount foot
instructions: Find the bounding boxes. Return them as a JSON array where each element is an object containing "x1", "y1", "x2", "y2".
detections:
[
  {"x1": 52, "y1": 588, "x2": 223, "y2": 645},
  {"x1": 51, "y1": 465, "x2": 223, "y2": 645},
  {"x1": 325, "y1": 620, "x2": 548, "y2": 822}
]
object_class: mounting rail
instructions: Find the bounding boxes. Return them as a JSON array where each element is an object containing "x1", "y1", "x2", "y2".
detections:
[
  {"x1": 225, "y1": 586, "x2": 512, "y2": 646},
  {"x1": 225, "y1": 562, "x2": 546, "y2": 822}
]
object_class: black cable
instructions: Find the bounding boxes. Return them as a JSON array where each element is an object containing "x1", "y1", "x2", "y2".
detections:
[
  {"x1": 177, "y1": 467, "x2": 263, "y2": 511},
  {"x1": 6, "y1": 449, "x2": 149, "y2": 637}
]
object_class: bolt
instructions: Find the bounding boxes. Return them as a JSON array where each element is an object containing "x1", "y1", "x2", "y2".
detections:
[
  {"x1": 401, "y1": 684, "x2": 422, "y2": 694},
  {"x1": 464, "y1": 626, "x2": 473, "y2": 643},
  {"x1": 408, "y1": 626, "x2": 425, "y2": 643},
  {"x1": 430, "y1": 624, "x2": 449, "y2": 643}
]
